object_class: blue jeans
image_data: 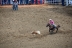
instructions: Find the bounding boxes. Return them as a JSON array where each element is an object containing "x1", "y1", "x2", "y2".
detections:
[
  {"x1": 20, "y1": 0, "x2": 23, "y2": 4},
  {"x1": 24, "y1": 0, "x2": 26, "y2": 4},
  {"x1": 2, "y1": 0, "x2": 4, "y2": 5},
  {"x1": 15, "y1": 5, "x2": 18, "y2": 10},
  {"x1": 31, "y1": 0, "x2": 34, "y2": 4},
  {"x1": 62, "y1": 0, "x2": 65, "y2": 6},
  {"x1": 53, "y1": 24, "x2": 56, "y2": 28},
  {"x1": 26, "y1": 0, "x2": 28, "y2": 4},
  {"x1": 13, "y1": 2, "x2": 18, "y2": 10},
  {"x1": 51, "y1": 24, "x2": 56, "y2": 28},
  {"x1": 8, "y1": 0, "x2": 10, "y2": 4}
]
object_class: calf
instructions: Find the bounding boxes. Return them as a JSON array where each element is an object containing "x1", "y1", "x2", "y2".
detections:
[{"x1": 31, "y1": 31, "x2": 41, "y2": 35}]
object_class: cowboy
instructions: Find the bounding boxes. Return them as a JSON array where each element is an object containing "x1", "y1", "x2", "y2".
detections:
[
  {"x1": 49, "y1": 19, "x2": 56, "y2": 28},
  {"x1": 14, "y1": 0, "x2": 18, "y2": 10},
  {"x1": 13, "y1": 0, "x2": 18, "y2": 10}
]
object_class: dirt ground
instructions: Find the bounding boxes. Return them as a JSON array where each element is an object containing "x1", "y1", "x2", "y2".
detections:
[{"x1": 0, "y1": 5, "x2": 72, "y2": 48}]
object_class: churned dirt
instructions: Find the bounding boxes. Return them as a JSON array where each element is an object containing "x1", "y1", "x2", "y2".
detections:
[{"x1": 0, "y1": 5, "x2": 72, "y2": 48}]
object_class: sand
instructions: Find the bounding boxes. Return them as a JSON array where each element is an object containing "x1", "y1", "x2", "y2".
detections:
[{"x1": 0, "y1": 5, "x2": 72, "y2": 48}]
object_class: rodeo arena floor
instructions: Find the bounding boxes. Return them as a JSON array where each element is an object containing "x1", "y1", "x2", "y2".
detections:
[{"x1": 0, "y1": 4, "x2": 72, "y2": 48}]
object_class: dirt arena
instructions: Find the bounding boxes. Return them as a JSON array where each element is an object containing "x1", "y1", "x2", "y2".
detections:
[{"x1": 0, "y1": 5, "x2": 72, "y2": 48}]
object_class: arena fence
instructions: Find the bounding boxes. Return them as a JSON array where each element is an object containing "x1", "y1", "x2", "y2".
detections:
[
  {"x1": 0, "y1": 0, "x2": 44, "y2": 5},
  {"x1": 0, "y1": 0, "x2": 61, "y2": 5},
  {"x1": 45, "y1": 0, "x2": 61, "y2": 5}
]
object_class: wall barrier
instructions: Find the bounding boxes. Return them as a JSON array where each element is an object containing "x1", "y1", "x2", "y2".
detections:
[{"x1": 0, "y1": 0, "x2": 44, "y2": 5}]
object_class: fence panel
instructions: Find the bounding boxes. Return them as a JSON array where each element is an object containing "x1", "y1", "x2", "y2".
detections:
[{"x1": 46, "y1": 0, "x2": 61, "y2": 5}]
